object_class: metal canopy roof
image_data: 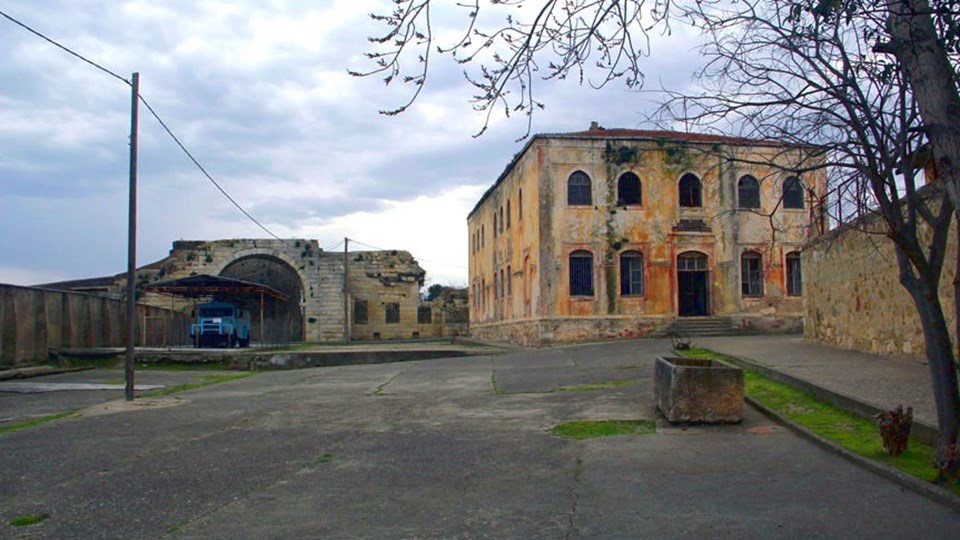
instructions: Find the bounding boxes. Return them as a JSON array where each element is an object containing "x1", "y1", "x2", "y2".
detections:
[{"x1": 144, "y1": 274, "x2": 290, "y2": 301}]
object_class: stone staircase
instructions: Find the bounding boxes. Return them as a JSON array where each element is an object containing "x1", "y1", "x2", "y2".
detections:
[{"x1": 665, "y1": 317, "x2": 742, "y2": 337}]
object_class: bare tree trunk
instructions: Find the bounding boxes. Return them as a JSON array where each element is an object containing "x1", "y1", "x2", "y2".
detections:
[
  {"x1": 886, "y1": 0, "x2": 960, "y2": 210},
  {"x1": 896, "y1": 244, "x2": 960, "y2": 447}
]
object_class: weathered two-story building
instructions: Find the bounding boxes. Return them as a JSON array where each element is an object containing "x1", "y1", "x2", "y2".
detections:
[{"x1": 467, "y1": 124, "x2": 826, "y2": 345}]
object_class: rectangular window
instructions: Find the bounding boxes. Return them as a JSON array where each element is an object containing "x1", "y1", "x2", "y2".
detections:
[
  {"x1": 786, "y1": 254, "x2": 802, "y2": 296},
  {"x1": 569, "y1": 252, "x2": 594, "y2": 296},
  {"x1": 417, "y1": 306, "x2": 432, "y2": 324},
  {"x1": 385, "y1": 303, "x2": 400, "y2": 324},
  {"x1": 353, "y1": 299, "x2": 368, "y2": 325},
  {"x1": 619, "y1": 254, "x2": 644, "y2": 296},
  {"x1": 741, "y1": 254, "x2": 764, "y2": 296}
]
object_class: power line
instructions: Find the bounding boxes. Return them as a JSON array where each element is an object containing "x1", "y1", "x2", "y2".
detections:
[
  {"x1": 0, "y1": 9, "x2": 128, "y2": 85},
  {"x1": 0, "y1": 8, "x2": 287, "y2": 243}
]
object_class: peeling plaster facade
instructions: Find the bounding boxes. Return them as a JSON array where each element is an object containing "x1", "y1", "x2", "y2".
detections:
[{"x1": 467, "y1": 125, "x2": 826, "y2": 346}]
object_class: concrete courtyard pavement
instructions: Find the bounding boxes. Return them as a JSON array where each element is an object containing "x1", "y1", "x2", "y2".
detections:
[
  {"x1": 1, "y1": 338, "x2": 959, "y2": 538},
  {"x1": 696, "y1": 335, "x2": 939, "y2": 428}
]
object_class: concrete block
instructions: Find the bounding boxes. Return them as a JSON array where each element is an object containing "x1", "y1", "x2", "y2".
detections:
[{"x1": 655, "y1": 356, "x2": 744, "y2": 423}]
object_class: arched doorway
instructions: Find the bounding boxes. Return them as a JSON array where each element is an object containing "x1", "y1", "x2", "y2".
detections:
[
  {"x1": 220, "y1": 255, "x2": 304, "y2": 343},
  {"x1": 677, "y1": 251, "x2": 710, "y2": 316}
]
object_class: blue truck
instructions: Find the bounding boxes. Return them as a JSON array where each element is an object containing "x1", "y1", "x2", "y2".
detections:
[{"x1": 190, "y1": 302, "x2": 251, "y2": 348}]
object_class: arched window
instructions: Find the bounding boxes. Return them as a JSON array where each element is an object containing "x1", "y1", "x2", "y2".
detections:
[
  {"x1": 518, "y1": 189, "x2": 523, "y2": 220},
  {"x1": 481, "y1": 225, "x2": 485, "y2": 247},
  {"x1": 499, "y1": 206, "x2": 504, "y2": 233},
  {"x1": 569, "y1": 250, "x2": 594, "y2": 296},
  {"x1": 493, "y1": 213, "x2": 498, "y2": 238},
  {"x1": 786, "y1": 251, "x2": 802, "y2": 296},
  {"x1": 499, "y1": 269, "x2": 505, "y2": 298},
  {"x1": 738, "y1": 175, "x2": 760, "y2": 209},
  {"x1": 741, "y1": 251, "x2": 764, "y2": 296},
  {"x1": 506, "y1": 265, "x2": 512, "y2": 295},
  {"x1": 619, "y1": 251, "x2": 644, "y2": 296},
  {"x1": 617, "y1": 172, "x2": 642, "y2": 205},
  {"x1": 568, "y1": 171, "x2": 592, "y2": 206},
  {"x1": 783, "y1": 176, "x2": 804, "y2": 209},
  {"x1": 506, "y1": 199, "x2": 511, "y2": 228},
  {"x1": 679, "y1": 173, "x2": 702, "y2": 207}
]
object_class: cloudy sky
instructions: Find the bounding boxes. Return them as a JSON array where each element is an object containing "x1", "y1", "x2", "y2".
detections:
[{"x1": 0, "y1": 0, "x2": 703, "y2": 288}]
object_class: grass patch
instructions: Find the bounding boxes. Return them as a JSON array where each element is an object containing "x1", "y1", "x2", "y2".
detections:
[
  {"x1": 136, "y1": 361, "x2": 236, "y2": 371},
  {"x1": 551, "y1": 419, "x2": 657, "y2": 440},
  {"x1": 491, "y1": 371, "x2": 501, "y2": 394},
  {"x1": 315, "y1": 452, "x2": 334, "y2": 464},
  {"x1": 142, "y1": 373, "x2": 254, "y2": 397},
  {"x1": 678, "y1": 348, "x2": 960, "y2": 494},
  {"x1": 555, "y1": 380, "x2": 643, "y2": 392},
  {"x1": 0, "y1": 410, "x2": 79, "y2": 436},
  {"x1": 9, "y1": 513, "x2": 49, "y2": 527}
]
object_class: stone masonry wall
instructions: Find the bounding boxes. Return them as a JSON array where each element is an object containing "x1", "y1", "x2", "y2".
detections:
[
  {"x1": 804, "y1": 211, "x2": 958, "y2": 358},
  {"x1": 347, "y1": 250, "x2": 428, "y2": 340}
]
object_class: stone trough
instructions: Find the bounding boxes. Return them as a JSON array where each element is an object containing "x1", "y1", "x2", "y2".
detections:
[{"x1": 655, "y1": 356, "x2": 744, "y2": 424}]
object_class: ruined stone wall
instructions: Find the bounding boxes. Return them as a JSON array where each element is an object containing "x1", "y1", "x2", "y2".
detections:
[
  {"x1": 0, "y1": 284, "x2": 190, "y2": 366},
  {"x1": 804, "y1": 211, "x2": 957, "y2": 357},
  {"x1": 347, "y1": 250, "x2": 428, "y2": 340},
  {"x1": 426, "y1": 288, "x2": 469, "y2": 337}
]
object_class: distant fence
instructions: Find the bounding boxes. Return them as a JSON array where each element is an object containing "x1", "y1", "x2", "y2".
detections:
[{"x1": 1, "y1": 284, "x2": 191, "y2": 366}]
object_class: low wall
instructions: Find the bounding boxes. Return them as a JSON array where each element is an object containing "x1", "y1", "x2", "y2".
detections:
[
  {"x1": 470, "y1": 316, "x2": 673, "y2": 347},
  {"x1": 1, "y1": 284, "x2": 191, "y2": 366},
  {"x1": 804, "y1": 214, "x2": 958, "y2": 358}
]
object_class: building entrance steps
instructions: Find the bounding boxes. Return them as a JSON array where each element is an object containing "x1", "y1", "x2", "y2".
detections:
[
  {"x1": 667, "y1": 316, "x2": 741, "y2": 337},
  {"x1": 695, "y1": 335, "x2": 940, "y2": 442}
]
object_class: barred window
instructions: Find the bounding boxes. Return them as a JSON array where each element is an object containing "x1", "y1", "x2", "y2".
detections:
[
  {"x1": 417, "y1": 306, "x2": 432, "y2": 324},
  {"x1": 679, "y1": 173, "x2": 702, "y2": 207},
  {"x1": 741, "y1": 251, "x2": 764, "y2": 297},
  {"x1": 353, "y1": 299, "x2": 368, "y2": 325},
  {"x1": 617, "y1": 172, "x2": 642, "y2": 205},
  {"x1": 738, "y1": 175, "x2": 760, "y2": 209},
  {"x1": 783, "y1": 177, "x2": 804, "y2": 209},
  {"x1": 385, "y1": 303, "x2": 400, "y2": 324},
  {"x1": 786, "y1": 251, "x2": 802, "y2": 296},
  {"x1": 677, "y1": 251, "x2": 708, "y2": 271},
  {"x1": 619, "y1": 251, "x2": 644, "y2": 296},
  {"x1": 569, "y1": 250, "x2": 594, "y2": 296},
  {"x1": 568, "y1": 171, "x2": 592, "y2": 206}
]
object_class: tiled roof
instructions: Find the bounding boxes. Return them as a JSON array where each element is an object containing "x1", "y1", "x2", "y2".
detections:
[{"x1": 548, "y1": 127, "x2": 783, "y2": 146}]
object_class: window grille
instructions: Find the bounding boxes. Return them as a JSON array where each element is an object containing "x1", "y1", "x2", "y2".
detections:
[
  {"x1": 569, "y1": 251, "x2": 594, "y2": 296},
  {"x1": 568, "y1": 171, "x2": 592, "y2": 206},
  {"x1": 619, "y1": 252, "x2": 644, "y2": 296},
  {"x1": 353, "y1": 299, "x2": 368, "y2": 325},
  {"x1": 677, "y1": 252, "x2": 708, "y2": 271},
  {"x1": 617, "y1": 172, "x2": 642, "y2": 205},
  {"x1": 679, "y1": 173, "x2": 702, "y2": 207},
  {"x1": 786, "y1": 251, "x2": 802, "y2": 296},
  {"x1": 385, "y1": 303, "x2": 400, "y2": 324},
  {"x1": 741, "y1": 252, "x2": 764, "y2": 296},
  {"x1": 738, "y1": 175, "x2": 760, "y2": 209}
]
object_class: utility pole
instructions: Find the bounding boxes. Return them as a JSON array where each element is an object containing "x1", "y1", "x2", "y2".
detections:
[
  {"x1": 124, "y1": 72, "x2": 140, "y2": 402},
  {"x1": 343, "y1": 237, "x2": 349, "y2": 341}
]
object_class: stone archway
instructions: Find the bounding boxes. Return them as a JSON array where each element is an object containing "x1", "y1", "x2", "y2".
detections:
[{"x1": 219, "y1": 255, "x2": 304, "y2": 343}]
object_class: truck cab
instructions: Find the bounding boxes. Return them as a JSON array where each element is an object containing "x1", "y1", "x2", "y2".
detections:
[{"x1": 190, "y1": 302, "x2": 251, "y2": 348}]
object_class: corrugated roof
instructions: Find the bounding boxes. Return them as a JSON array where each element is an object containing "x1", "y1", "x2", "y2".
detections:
[{"x1": 466, "y1": 124, "x2": 790, "y2": 218}]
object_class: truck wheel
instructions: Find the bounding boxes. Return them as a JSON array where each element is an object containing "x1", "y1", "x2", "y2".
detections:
[{"x1": 229, "y1": 334, "x2": 237, "y2": 348}]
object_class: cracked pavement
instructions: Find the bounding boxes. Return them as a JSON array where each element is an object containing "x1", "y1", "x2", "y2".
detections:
[{"x1": 1, "y1": 338, "x2": 959, "y2": 538}]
